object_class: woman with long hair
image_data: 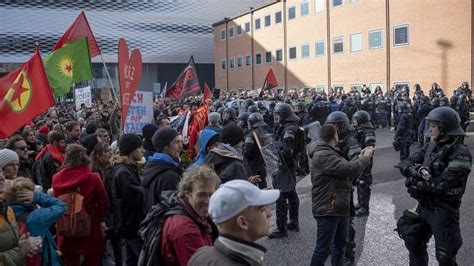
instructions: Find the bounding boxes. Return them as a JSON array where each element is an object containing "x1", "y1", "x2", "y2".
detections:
[{"x1": 52, "y1": 144, "x2": 108, "y2": 266}]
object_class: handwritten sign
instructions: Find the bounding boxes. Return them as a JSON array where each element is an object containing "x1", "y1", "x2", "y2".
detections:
[
  {"x1": 124, "y1": 91, "x2": 153, "y2": 134},
  {"x1": 75, "y1": 86, "x2": 92, "y2": 110}
]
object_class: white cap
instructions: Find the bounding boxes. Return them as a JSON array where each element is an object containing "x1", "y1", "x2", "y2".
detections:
[{"x1": 209, "y1": 180, "x2": 280, "y2": 224}]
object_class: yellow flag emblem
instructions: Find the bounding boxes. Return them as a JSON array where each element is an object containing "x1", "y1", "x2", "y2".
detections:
[{"x1": 3, "y1": 71, "x2": 32, "y2": 113}]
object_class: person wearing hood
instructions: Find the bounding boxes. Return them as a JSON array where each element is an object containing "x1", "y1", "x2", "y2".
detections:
[
  {"x1": 34, "y1": 131, "x2": 65, "y2": 192},
  {"x1": 52, "y1": 144, "x2": 109, "y2": 266},
  {"x1": 142, "y1": 123, "x2": 159, "y2": 160},
  {"x1": 204, "y1": 125, "x2": 253, "y2": 184},
  {"x1": 189, "y1": 129, "x2": 220, "y2": 169},
  {"x1": 142, "y1": 128, "x2": 183, "y2": 213}
]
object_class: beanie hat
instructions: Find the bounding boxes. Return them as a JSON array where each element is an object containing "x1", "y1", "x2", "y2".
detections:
[
  {"x1": 81, "y1": 134, "x2": 99, "y2": 155},
  {"x1": 119, "y1": 134, "x2": 143, "y2": 156},
  {"x1": 38, "y1": 125, "x2": 50, "y2": 134},
  {"x1": 220, "y1": 125, "x2": 244, "y2": 146},
  {"x1": 142, "y1": 124, "x2": 159, "y2": 141},
  {"x1": 206, "y1": 134, "x2": 220, "y2": 150},
  {"x1": 0, "y1": 149, "x2": 19, "y2": 169},
  {"x1": 152, "y1": 128, "x2": 179, "y2": 152}
]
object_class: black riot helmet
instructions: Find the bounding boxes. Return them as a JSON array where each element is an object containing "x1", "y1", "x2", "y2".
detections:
[
  {"x1": 421, "y1": 95, "x2": 430, "y2": 104},
  {"x1": 212, "y1": 101, "x2": 224, "y2": 112},
  {"x1": 248, "y1": 112, "x2": 265, "y2": 129},
  {"x1": 399, "y1": 101, "x2": 412, "y2": 113},
  {"x1": 273, "y1": 103, "x2": 299, "y2": 123},
  {"x1": 223, "y1": 107, "x2": 236, "y2": 120},
  {"x1": 325, "y1": 111, "x2": 350, "y2": 135},
  {"x1": 352, "y1": 110, "x2": 374, "y2": 128},
  {"x1": 237, "y1": 111, "x2": 250, "y2": 122},
  {"x1": 426, "y1": 107, "x2": 465, "y2": 136},
  {"x1": 248, "y1": 105, "x2": 259, "y2": 113}
]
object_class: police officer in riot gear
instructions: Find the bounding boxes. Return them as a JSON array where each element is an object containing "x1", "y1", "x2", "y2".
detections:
[
  {"x1": 394, "y1": 102, "x2": 413, "y2": 168},
  {"x1": 268, "y1": 103, "x2": 301, "y2": 239},
  {"x1": 398, "y1": 107, "x2": 471, "y2": 266},
  {"x1": 325, "y1": 111, "x2": 363, "y2": 263},
  {"x1": 351, "y1": 110, "x2": 376, "y2": 217},
  {"x1": 222, "y1": 107, "x2": 237, "y2": 127},
  {"x1": 237, "y1": 112, "x2": 250, "y2": 134}
]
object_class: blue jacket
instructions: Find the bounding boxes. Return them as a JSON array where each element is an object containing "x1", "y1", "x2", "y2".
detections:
[
  {"x1": 10, "y1": 192, "x2": 67, "y2": 266},
  {"x1": 193, "y1": 129, "x2": 219, "y2": 167}
]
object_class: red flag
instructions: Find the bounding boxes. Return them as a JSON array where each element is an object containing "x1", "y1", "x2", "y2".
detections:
[
  {"x1": 165, "y1": 82, "x2": 182, "y2": 101},
  {"x1": 187, "y1": 103, "x2": 209, "y2": 158},
  {"x1": 53, "y1": 11, "x2": 101, "y2": 57},
  {"x1": 203, "y1": 82, "x2": 213, "y2": 102},
  {"x1": 0, "y1": 49, "x2": 55, "y2": 138},
  {"x1": 259, "y1": 68, "x2": 278, "y2": 97}
]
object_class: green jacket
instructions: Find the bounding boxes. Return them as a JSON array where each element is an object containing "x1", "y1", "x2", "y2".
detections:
[{"x1": 0, "y1": 207, "x2": 25, "y2": 266}]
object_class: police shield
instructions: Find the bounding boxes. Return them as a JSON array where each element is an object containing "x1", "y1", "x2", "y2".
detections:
[
  {"x1": 253, "y1": 131, "x2": 278, "y2": 189},
  {"x1": 303, "y1": 121, "x2": 321, "y2": 143}
]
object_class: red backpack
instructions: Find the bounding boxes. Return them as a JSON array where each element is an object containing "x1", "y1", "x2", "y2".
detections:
[{"x1": 56, "y1": 189, "x2": 91, "y2": 237}]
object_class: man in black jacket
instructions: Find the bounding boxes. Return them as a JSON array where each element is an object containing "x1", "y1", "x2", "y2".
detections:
[
  {"x1": 308, "y1": 124, "x2": 373, "y2": 266},
  {"x1": 142, "y1": 127, "x2": 183, "y2": 213}
]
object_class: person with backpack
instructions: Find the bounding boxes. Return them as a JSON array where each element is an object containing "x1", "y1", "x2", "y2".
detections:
[
  {"x1": 52, "y1": 144, "x2": 109, "y2": 266},
  {"x1": 111, "y1": 134, "x2": 145, "y2": 266},
  {"x1": 139, "y1": 166, "x2": 220, "y2": 266},
  {"x1": 5, "y1": 177, "x2": 66, "y2": 266}
]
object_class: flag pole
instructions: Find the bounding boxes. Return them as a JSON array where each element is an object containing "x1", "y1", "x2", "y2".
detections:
[{"x1": 99, "y1": 54, "x2": 118, "y2": 103}]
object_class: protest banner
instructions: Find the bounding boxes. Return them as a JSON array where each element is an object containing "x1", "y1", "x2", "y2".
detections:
[
  {"x1": 123, "y1": 91, "x2": 153, "y2": 134},
  {"x1": 74, "y1": 86, "x2": 92, "y2": 110}
]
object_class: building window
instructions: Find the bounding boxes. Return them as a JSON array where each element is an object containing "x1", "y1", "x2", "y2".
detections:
[
  {"x1": 245, "y1": 54, "x2": 252, "y2": 66},
  {"x1": 275, "y1": 11, "x2": 282, "y2": 24},
  {"x1": 255, "y1": 18, "x2": 261, "y2": 30},
  {"x1": 236, "y1": 56, "x2": 243, "y2": 68},
  {"x1": 315, "y1": 85, "x2": 325, "y2": 93},
  {"x1": 334, "y1": 84, "x2": 344, "y2": 92},
  {"x1": 333, "y1": 0, "x2": 342, "y2": 7},
  {"x1": 394, "y1": 24, "x2": 409, "y2": 46},
  {"x1": 220, "y1": 30, "x2": 226, "y2": 40},
  {"x1": 228, "y1": 27, "x2": 234, "y2": 38},
  {"x1": 289, "y1": 46, "x2": 297, "y2": 59},
  {"x1": 265, "y1": 52, "x2": 272, "y2": 63},
  {"x1": 300, "y1": 0, "x2": 310, "y2": 16},
  {"x1": 265, "y1": 15, "x2": 271, "y2": 27},
  {"x1": 315, "y1": 40, "x2": 325, "y2": 56},
  {"x1": 229, "y1": 58, "x2": 235, "y2": 69},
  {"x1": 245, "y1": 22, "x2": 250, "y2": 33},
  {"x1": 221, "y1": 59, "x2": 226, "y2": 70},
  {"x1": 276, "y1": 49, "x2": 283, "y2": 61},
  {"x1": 333, "y1": 37, "x2": 344, "y2": 54},
  {"x1": 369, "y1": 83, "x2": 383, "y2": 92},
  {"x1": 350, "y1": 83, "x2": 363, "y2": 92},
  {"x1": 369, "y1": 29, "x2": 383, "y2": 49},
  {"x1": 394, "y1": 82, "x2": 410, "y2": 91},
  {"x1": 315, "y1": 0, "x2": 325, "y2": 13},
  {"x1": 288, "y1": 6, "x2": 296, "y2": 20},
  {"x1": 350, "y1": 33, "x2": 362, "y2": 52},
  {"x1": 236, "y1": 25, "x2": 242, "y2": 35},
  {"x1": 256, "y1": 53, "x2": 262, "y2": 65},
  {"x1": 301, "y1": 44, "x2": 310, "y2": 58}
]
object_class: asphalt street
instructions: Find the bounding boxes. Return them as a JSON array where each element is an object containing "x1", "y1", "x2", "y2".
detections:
[{"x1": 257, "y1": 128, "x2": 474, "y2": 266}]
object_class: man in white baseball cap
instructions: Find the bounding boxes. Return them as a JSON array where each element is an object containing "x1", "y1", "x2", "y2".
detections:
[{"x1": 189, "y1": 180, "x2": 280, "y2": 266}]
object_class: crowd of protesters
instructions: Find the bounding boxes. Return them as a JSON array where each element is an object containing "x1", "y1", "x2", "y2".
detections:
[{"x1": 0, "y1": 80, "x2": 471, "y2": 266}]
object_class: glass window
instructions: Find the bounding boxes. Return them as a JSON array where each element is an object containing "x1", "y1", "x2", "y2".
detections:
[
  {"x1": 275, "y1": 11, "x2": 282, "y2": 24},
  {"x1": 289, "y1": 47, "x2": 297, "y2": 59},
  {"x1": 315, "y1": 40, "x2": 325, "y2": 56},
  {"x1": 394, "y1": 25, "x2": 409, "y2": 46},
  {"x1": 265, "y1": 52, "x2": 272, "y2": 63},
  {"x1": 228, "y1": 27, "x2": 234, "y2": 38},
  {"x1": 237, "y1": 56, "x2": 243, "y2": 68},
  {"x1": 315, "y1": 85, "x2": 325, "y2": 93},
  {"x1": 276, "y1": 49, "x2": 283, "y2": 61},
  {"x1": 255, "y1": 18, "x2": 261, "y2": 30},
  {"x1": 256, "y1": 53, "x2": 262, "y2": 65},
  {"x1": 229, "y1": 58, "x2": 235, "y2": 69},
  {"x1": 350, "y1": 33, "x2": 362, "y2": 52},
  {"x1": 245, "y1": 54, "x2": 251, "y2": 66},
  {"x1": 315, "y1": 0, "x2": 325, "y2": 12},
  {"x1": 333, "y1": 0, "x2": 342, "y2": 7},
  {"x1": 288, "y1": 6, "x2": 296, "y2": 20},
  {"x1": 301, "y1": 44, "x2": 310, "y2": 58},
  {"x1": 301, "y1": 1, "x2": 309, "y2": 16},
  {"x1": 221, "y1": 59, "x2": 226, "y2": 70},
  {"x1": 394, "y1": 82, "x2": 410, "y2": 91},
  {"x1": 369, "y1": 29, "x2": 383, "y2": 49},
  {"x1": 220, "y1": 30, "x2": 226, "y2": 40},
  {"x1": 333, "y1": 37, "x2": 343, "y2": 54},
  {"x1": 236, "y1": 25, "x2": 242, "y2": 35},
  {"x1": 245, "y1": 22, "x2": 250, "y2": 33},
  {"x1": 265, "y1": 15, "x2": 271, "y2": 27},
  {"x1": 334, "y1": 84, "x2": 344, "y2": 91}
]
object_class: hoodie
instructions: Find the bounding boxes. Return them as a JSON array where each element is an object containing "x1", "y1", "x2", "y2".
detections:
[
  {"x1": 141, "y1": 153, "x2": 183, "y2": 213},
  {"x1": 193, "y1": 129, "x2": 219, "y2": 167},
  {"x1": 204, "y1": 143, "x2": 247, "y2": 184}
]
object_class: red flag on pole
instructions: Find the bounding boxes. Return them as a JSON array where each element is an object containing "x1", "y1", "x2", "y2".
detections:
[
  {"x1": 259, "y1": 68, "x2": 278, "y2": 97},
  {"x1": 0, "y1": 49, "x2": 55, "y2": 138},
  {"x1": 187, "y1": 103, "x2": 209, "y2": 158},
  {"x1": 203, "y1": 82, "x2": 213, "y2": 102},
  {"x1": 178, "y1": 56, "x2": 201, "y2": 102},
  {"x1": 53, "y1": 11, "x2": 101, "y2": 57}
]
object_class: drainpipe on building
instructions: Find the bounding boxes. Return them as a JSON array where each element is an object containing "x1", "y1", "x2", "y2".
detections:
[
  {"x1": 326, "y1": 0, "x2": 331, "y2": 91},
  {"x1": 225, "y1": 18, "x2": 230, "y2": 92},
  {"x1": 283, "y1": 0, "x2": 288, "y2": 94},
  {"x1": 386, "y1": 0, "x2": 390, "y2": 93},
  {"x1": 250, "y1": 7, "x2": 255, "y2": 90}
]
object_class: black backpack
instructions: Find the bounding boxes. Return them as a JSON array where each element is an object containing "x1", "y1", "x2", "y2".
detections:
[{"x1": 138, "y1": 191, "x2": 188, "y2": 266}]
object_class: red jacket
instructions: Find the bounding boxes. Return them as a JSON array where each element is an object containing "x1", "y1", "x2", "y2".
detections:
[
  {"x1": 161, "y1": 197, "x2": 215, "y2": 266},
  {"x1": 52, "y1": 165, "x2": 109, "y2": 255}
]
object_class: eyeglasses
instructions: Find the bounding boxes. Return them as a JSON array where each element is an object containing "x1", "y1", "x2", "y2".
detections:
[{"x1": 15, "y1": 146, "x2": 28, "y2": 151}]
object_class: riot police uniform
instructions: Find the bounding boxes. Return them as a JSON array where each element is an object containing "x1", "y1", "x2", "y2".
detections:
[
  {"x1": 325, "y1": 111, "x2": 362, "y2": 263},
  {"x1": 352, "y1": 110, "x2": 376, "y2": 217},
  {"x1": 394, "y1": 102, "x2": 413, "y2": 166},
  {"x1": 398, "y1": 107, "x2": 471, "y2": 266},
  {"x1": 222, "y1": 107, "x2": 237, "y2": 127},
  {"x1": 268, "y1": 103, "x2": 301, "y2": 239}
]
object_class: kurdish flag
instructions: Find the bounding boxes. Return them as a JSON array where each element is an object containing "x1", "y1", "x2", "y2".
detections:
[{"x1": 44, "y1": 37, "x2": 93, "y2": 96}]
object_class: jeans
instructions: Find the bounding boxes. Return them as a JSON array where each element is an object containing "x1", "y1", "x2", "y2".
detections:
[
  {"x1": 311, "y1": 216, "x2": 349, "y2": 266},
  {"x1": 124, "y1": 238, "x2": 143, "y2": 266}
]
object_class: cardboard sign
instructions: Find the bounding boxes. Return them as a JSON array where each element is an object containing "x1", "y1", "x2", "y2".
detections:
[
  {"x1": 75, "y1": 86, "x2": 92, "y2": 110},
  {"x1": 124, "y1": 91, "x2": 153, "y2": 134}
]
